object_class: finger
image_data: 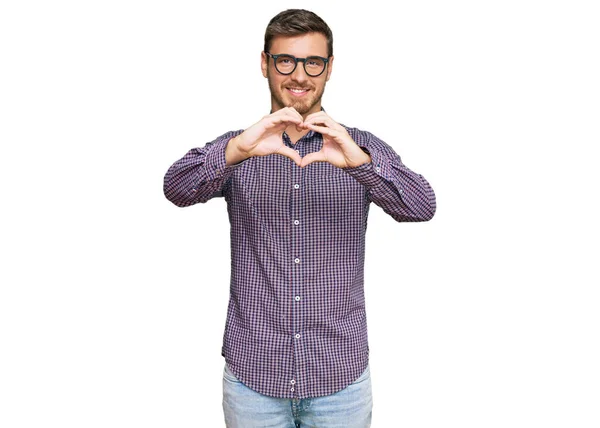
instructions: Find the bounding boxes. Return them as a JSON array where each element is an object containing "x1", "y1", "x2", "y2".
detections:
[
  {"x1": 268, "y1": 113, "x2": 303, "y2": 129},
  {"x1": 305, "y1": 123, "x2": 339, "y2": 138},
  {"x1": 275, "y1": 145, "x2": 302, "y2": 166},
  {"x1": 304, "y1": 114, "x2": 340, "y2": 131},
  {"x1": 272, "y1": 107, "x2": 303, "y2": 126},
  {"x1": 301, "y1": 150, "x2": 327, "y2": 167},
  {"x1": 284, "y1": 109, "x2": 306, "y2": 126},
  {"x1": 281, "y1": 108, "x2": 306, "y2": 132},
  {"x1": 303, "y1": 112, "x2": 327, "y2": 125},
  {"x1": 304, "y1": 111, "x2": 329, "y2": 121},
  {"x1": 304, "y1": 111, "x2": 332, "y2": 123},
  {"x1": 285, "y1": 107, "x2": 304, "y2": 123}
]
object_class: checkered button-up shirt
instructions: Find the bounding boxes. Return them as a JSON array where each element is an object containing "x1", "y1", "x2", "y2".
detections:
[{"x1": 164, "y1": 124, "x2": 436, "y2": 399}]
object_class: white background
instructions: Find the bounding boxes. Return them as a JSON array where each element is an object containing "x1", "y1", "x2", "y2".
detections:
[{"x1": 1, "y1": 0, "x2": 599, "y2": 427}]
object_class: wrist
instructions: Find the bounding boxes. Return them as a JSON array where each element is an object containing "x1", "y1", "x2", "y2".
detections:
[
  {"x1": 225, "y1": 136, "x2": 247, "y2": 166},
  {"x1": 360, "y1": 152, "x2": 372, "y2": 165},
  {"x1": 350, "y1": 148, "x2": 371, "y2": 167}
]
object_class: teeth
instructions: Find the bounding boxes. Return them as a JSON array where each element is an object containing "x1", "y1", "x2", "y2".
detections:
[{"x1": 289, "y1": 88, "x2": 308, "y2": 93}]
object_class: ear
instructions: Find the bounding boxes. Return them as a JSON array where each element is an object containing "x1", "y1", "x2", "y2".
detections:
[
  {"x1": 261, "y1": 51, "x2": 268, "y2": 78},
  {"x1": 325, "y1": 55, "x2": 334, "y2": 82}
]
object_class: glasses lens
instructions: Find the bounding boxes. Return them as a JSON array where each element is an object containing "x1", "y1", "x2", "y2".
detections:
[
  {"x1": 304, "y1": 57, "x2": 325, "y2": 76},
  {"x1": 274, "y1": 55, "x2": 296, "y2": 74}
]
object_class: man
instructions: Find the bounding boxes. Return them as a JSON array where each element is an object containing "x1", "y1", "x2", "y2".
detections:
[{"x1": 164, "y1": 8, "x2": 436, "y2": 428}]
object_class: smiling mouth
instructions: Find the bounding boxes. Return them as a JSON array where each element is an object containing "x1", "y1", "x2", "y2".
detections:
[{"x1": 287, "y1": 88, "x2": 310, "y2": 96}]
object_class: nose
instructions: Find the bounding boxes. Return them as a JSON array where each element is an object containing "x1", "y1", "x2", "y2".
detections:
[{"x1": 290, "y1": 60, "x2": 309, "y2": 83}]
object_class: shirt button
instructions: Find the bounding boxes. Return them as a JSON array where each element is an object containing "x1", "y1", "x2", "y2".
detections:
[
  {"x1": 291, "y1": 379, "x2": 296, "y2": 385},
  {"x1": 294, "y1": 220, "x2": 300, "y2": 225},
  {"x1": 295, "y1": 333, "x2": 301, "y2": 339},
  {"x1": 294, "y1": 258, "x2": 300, "y2": 264},
  {"x1": 291, "y1": 387, "x2": 295, "y2": 392},
  {"x1": 295, "y1": 296, "x2": 301, "y2": 301},
  {"x1": 294, "y1": 184, "x2": 300, "y2": 189},
  {"x1": 376, "y1": 166, "x2": 381, "y2": 173}
]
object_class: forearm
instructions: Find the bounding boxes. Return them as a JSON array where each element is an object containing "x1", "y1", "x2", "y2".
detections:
[
  {"x1": 373, "y1": 163, "x2": 436, "y2": 222},
  {"x1": 343, "y1": 131, "x2": 436, "y2": 222},
  {"x1": 163, "y1": 131, "x2": 243, "y2": 207},
  {"x1": 224, "y1": 134, "x2": 249, "y2": 166}
]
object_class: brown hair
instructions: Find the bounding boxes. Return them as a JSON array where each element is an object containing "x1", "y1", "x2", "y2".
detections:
[{"x1": 264, "y1": 9, "x2": 333, "y2": 57}]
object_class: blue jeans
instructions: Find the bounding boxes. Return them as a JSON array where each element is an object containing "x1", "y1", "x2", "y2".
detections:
[{"x1": 222, "y1": 363, "x2": 373, "y2": 428}]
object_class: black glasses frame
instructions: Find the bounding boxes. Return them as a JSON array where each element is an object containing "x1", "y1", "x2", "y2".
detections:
[{"x1": 264, "y1": 52, "x2": 330, "y2": 77}]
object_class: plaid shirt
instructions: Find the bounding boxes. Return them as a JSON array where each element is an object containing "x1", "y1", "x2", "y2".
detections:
[{"x1": 164, "y1": 124, "x2": 436, "y2": 399}]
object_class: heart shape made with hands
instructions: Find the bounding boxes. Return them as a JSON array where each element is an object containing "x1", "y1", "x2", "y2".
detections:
[
  {"x1": 226, "y1": 108, "x2": 371, "y2": 168},
  {"x1": 281, "y1": 117, "x2": 371, "y2": 169}
]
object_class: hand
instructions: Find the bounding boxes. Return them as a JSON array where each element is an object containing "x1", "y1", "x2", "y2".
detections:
[
  {"x1": 225, "y1": 107, "x2": 303, "y2": 166},
  {"x1": 300, "y1": 112, "x2": 371, "y2": 168}
]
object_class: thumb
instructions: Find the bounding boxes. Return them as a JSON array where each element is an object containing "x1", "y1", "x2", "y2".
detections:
[
  {"x1": 300, "y1": 151, "x2": 326, "y2": 168},
  {"x1": 275, "y1": 146, "x2": 302, "y2": 166}
]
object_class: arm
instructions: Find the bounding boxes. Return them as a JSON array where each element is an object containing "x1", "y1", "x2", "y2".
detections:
[
  {"x1": 164, "y1": 108, "x2": 305, "y2": 207},
  {"x1": 343, "y1": 130, "x2": 436, "y2": 222},
  {"x1": 300, "y1": 112, "x2": 436, "y2": 222},
  {"x1": 163, "y1": 130, "x2": 243, "y2": 207}
]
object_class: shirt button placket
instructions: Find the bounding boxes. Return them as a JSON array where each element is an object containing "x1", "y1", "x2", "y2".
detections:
[{"x1": 290, "y1": 144, "x2": 302, "y2": 397}]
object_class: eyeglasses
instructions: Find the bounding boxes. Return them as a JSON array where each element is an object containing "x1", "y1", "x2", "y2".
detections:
[{"x1": 264, "y1": 52, "x2": 330, "y2": 77}]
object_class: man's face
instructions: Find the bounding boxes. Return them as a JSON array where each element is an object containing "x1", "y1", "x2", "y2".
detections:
[{"x1": 261, "y1": 32, "x2": 333, "y2": 116}]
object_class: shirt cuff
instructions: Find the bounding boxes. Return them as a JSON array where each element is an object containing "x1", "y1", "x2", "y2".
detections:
[
  {"x1": 204, "y1": 138, "x2": 246, "y2": 180},
  {"x1": 342, "y1": 148, "x2": 387, "y2": 188}
]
